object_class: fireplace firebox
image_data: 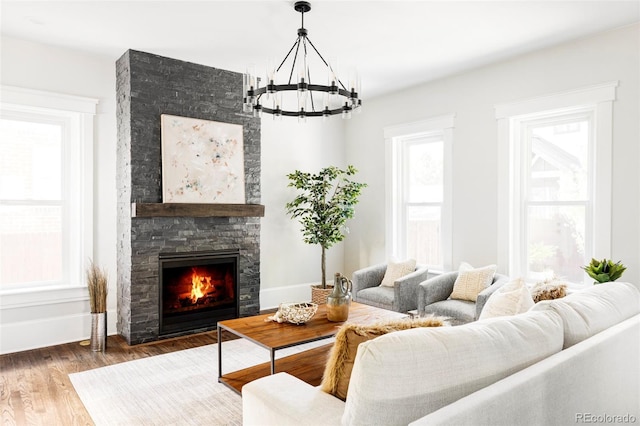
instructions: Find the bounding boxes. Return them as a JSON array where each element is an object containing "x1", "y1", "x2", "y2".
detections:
[{"x1": 159, "y1": 250, "x2": 239, "y2": 336}]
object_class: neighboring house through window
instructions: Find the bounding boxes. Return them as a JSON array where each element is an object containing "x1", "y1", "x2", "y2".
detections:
[
  {"x1": 496, "y1": 82, "x2": 617, "y2": 284},
  {"x1": 384, "y1": 114, "x2": 454, "y2": 272}
]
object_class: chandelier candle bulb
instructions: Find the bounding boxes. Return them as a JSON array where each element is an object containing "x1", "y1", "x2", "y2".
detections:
[
  {"x1": 297, "y1": 78, "x2": 308, "y2": 92},
  {"x1": 322, "y1": 93, "x2": 331, "y2": 121},
  {"x1": 355, "y1": 99, "x2": 362, "y2": 114},
  {"x1": 272, "y1": 92, "x2": 282, "y2": 119},
  {"x1": 242, "y1": 73, "x2": 253, "y2": 113},
  {"x1": 247, "y1": 65, "x2": 256, "y2": 89},
  {"x1": 297, "y1": 60, "x2": 308, "y2": 91},
  {"x1": 298, "y1": 90, "x2": 307, "y2": 110},
  {"x1": 328, "y1": 58, "x2": 339, "y2": 93},
  {"x1": 253, "y1": 104, "x2": 262, "y2": 118},
  {"x1": 342, "y1": 102, "x2": 352, "y2": 119},
  {"x1": 266, "y1": 60, "x2": 277, "y2": 94},
  {"x1": 329, "y1": 81, "x2": 338, "y2": 95}
]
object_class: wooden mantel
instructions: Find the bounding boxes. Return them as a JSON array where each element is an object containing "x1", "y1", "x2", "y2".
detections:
[{"x1": 131, "y1": 203, "x2": 265, "y2": 218}]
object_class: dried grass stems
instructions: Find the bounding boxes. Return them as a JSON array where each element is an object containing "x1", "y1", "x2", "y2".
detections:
[{"x1": 87, "y1": 260, "x2": 108, "y2": 313}]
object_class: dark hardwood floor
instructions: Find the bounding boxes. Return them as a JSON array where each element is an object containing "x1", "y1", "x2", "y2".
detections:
[{"x1": 0, "y1": 330, "x2": 238, "y2": 426}]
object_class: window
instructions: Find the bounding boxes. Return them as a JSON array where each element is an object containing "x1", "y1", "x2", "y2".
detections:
[
  {"x1": 0, "y1": 86, "x2": 96, "y2": 292},
  {"x1": 496, "y1": 82, "x2": 617, "y2": 284},
  {"x1": 385, "y1": 115, "x2": 454, "y2": 271},
  {"x1": 0, "y1": 117, "x2": 64, "y2": 285},
  {"x1": 516, "y1": 110, "x2": 592, "y2": 282}
]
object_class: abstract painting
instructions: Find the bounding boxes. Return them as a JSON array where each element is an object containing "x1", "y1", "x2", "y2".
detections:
[{"x1": 161, "y1": 114, "x2": 245, "y2": 203}]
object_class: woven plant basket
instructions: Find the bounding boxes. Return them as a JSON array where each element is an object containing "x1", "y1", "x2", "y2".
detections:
[{"x1": 311, "y1": 284, "x2": 334, "y2": 305}]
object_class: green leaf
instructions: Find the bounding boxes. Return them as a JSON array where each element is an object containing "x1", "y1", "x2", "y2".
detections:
[{"x1": 582, "y1": 258, "x2": 626, "y2": 284}]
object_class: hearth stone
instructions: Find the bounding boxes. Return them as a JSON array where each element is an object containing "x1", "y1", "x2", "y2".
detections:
[{"x1": 116, "y1": 50, "x2": 261, "y2": 345}]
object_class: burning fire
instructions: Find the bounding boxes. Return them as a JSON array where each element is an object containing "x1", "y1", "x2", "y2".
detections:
[{"x1": 190, "y1": 268, "x2": 212, "y2": 303}]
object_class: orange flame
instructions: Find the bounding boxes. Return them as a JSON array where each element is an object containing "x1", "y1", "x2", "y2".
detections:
[{"x1": 190, "y1": 268, "x2": 212, "y2": 303}]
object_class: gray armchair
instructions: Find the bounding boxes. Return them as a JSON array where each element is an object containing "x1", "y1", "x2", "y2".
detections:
[
  {"x1": 352, "y1": 263, "x2": 430, "y2": 313},
  {"x1": 417, "y1": 272, "x2": 510, "y2": 325}
]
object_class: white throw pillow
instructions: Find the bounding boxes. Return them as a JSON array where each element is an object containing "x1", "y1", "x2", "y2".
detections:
[
  {"x1": 450, "y1": 262, "x2": 496, "y2": 302},
  {"x1": 479, "y1": 278, "x2": 534, "y2": 320},
  {"x1": 380, "y1": 259, "x2": 416, "y2": 287}
]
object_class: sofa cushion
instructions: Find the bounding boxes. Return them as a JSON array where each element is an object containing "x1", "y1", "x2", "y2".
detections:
[
  {"x1": 423, "y1": 299, "x2": 476, "y2": 324},
  {"x1": 450, "y1": 262, "x2": 496, "y2": 302},
  {"x1": 531, "y1": 281, "x2": 640, "y2": 348},
  {"x1": 320, "y1": 316, "x2": 445, "y2": 400},
  {"x1": 356, "y1": 286, "x2": 395, "y2": 307},
  {"x1": 342, "y1": 310, "x2": 564, "y2": 426},
  {"x1": 243, "y1": 372, "x2": 346, "y2": 426},
  {"x1": 479, "y1": 278, "x2": 534, "y2": 320},
  {"x1": 380, "y1": 259, "x2": 416, "y2": 287}
]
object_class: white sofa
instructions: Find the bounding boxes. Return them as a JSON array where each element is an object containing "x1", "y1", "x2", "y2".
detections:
[{"x1": 243, "y1": 282, "x2": 640, "y2": 426}]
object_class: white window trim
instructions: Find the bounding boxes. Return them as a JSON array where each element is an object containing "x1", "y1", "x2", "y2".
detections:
[
  {"x1": 495, "y1": 81, "x2": 617, "y2": 281},
  {"x1": 384, "y1": 114, "x2": 455, "y2": 271},
  {"x1": 0, "y1": 86, "x2": 97, "y2": 308}
]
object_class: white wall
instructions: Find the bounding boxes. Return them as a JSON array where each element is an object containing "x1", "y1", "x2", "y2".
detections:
[
  {"x1": 344, "y1": 24, "x2": 640, "y2": 285},
  {"x1": 0, "y1": 36, "x2": 118, "y2": 353},
  {"x1": 259, "y1": 117, "x2": 346, "y2": 307}
]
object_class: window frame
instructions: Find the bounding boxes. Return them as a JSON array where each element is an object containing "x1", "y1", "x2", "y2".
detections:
[
  {"x1": 496, "y1": 82, "x2": 617, "y2": 284},
  {"x1": 384, "y1": 114, "x2": 454, "y2": 271},
  {"x1": 0, "y1": 86, "x2": 96, "y2": 306}
]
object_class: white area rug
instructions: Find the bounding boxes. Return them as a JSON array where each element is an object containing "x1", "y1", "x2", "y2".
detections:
[{"x1": 69, "y1": 338, "x2": 329, "y2": 426}]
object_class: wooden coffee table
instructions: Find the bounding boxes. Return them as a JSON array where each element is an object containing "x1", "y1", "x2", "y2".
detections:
[{"x1": 217, "y1": 302, "x2": 407, "y2": 394}]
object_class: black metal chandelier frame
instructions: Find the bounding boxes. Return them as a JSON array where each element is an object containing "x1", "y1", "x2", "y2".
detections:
[{"x1": 243, "y1": 1, "x2": 362, "y2": 118}]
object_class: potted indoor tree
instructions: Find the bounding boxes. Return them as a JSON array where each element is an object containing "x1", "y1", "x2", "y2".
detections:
[
  {"x1": 582, "y1": 258, "x2": 627, "y2": 284},
  {"x1": 286, "y1": 165, "x2": 366, "y2": 304}
]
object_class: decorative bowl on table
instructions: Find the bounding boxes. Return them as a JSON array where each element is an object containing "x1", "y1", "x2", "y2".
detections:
[{"x1": 279, "y1": 302, "x2": 318, "y2": 324}]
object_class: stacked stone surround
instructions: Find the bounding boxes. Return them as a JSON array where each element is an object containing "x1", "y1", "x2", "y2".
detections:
[{"x1": 116, "y1": 50, "x2": 261, "y2": 345}]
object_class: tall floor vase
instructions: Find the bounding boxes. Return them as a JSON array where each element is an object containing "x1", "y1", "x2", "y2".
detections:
[{"x1": 90, "y1": 312, "x2": 107, "y2": 352}]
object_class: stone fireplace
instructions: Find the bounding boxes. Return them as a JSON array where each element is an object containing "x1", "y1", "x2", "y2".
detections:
[{"x1": 116, "y1": 50, "x2": 262, "y2": 345}]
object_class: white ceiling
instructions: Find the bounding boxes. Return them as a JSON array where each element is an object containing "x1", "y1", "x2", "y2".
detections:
[{"x1": 1, "y1": 0, "x2": 639, "y2": 99}]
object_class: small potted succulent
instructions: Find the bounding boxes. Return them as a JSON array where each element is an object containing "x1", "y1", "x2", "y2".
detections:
[{"x1": 582, "y1": 258, "x2": 626, "y2": 284}]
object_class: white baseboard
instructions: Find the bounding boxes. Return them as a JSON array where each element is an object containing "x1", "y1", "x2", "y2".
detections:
[
  {"x1": 0, "y1": 309, "x2": 117, "y2": 355},
  {"x1": 2, "y1": 284, "x2": 319, "y2": 354},
  {"x1": 259, "y1": 283, "x2": 314, "y2": 310}
]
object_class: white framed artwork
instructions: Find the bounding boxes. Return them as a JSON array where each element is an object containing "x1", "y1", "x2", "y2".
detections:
[{"x1": 161, "y1": 114, "x2": 245, "y2": 203}]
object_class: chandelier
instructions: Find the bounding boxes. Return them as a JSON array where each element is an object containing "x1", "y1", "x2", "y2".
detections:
[{"x1": 242, "y1": 1, "x2": 362, "y2": 121}]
